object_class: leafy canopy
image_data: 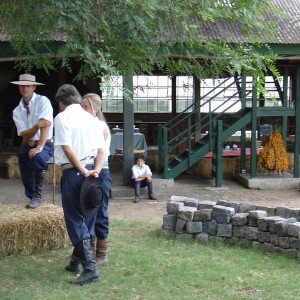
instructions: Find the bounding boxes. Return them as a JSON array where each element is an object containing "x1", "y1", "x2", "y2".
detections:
[{"x1": 0, "y1": 0, "x2": 280, "y2": 83}]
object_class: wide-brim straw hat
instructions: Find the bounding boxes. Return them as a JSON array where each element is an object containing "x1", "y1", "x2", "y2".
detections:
[{"x1": 10, "y1": 74, "x2": 44, "y2": 85}]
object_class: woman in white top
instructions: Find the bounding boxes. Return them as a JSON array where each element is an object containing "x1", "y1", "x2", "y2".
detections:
[{"x1": 81, "y1": 93, "x2": 112, "y2": 266}]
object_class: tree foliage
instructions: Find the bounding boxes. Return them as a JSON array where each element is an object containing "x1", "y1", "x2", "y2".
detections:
[{"x1": 0, "y1": 0, "x2": 281, "y2": 84}]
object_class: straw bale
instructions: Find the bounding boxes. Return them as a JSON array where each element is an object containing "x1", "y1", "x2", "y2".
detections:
[
  {"x1": 0, "y1": 204, "x2": 70, "y2": 256},
  {"x1": 6, "y1": 155, "x2": 20, "y2": 180},
  {"x1": 188, "y1": 157, "x2": 251, "y2": 178},
  {"x1": 6, "y1": 155, "x2": 61, "y2": 184}
]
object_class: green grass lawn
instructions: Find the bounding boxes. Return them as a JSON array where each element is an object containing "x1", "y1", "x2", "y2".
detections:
[{"x1": 1, "y1": 219, "x2": 300, "y2": 300}]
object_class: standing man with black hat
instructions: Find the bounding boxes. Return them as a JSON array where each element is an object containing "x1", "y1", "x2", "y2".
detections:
[
  {"x1": 11, "y1": 74, "x2": 53, "y2": 209},
  {"x1": 54, "y1": 84, "x2": 106, "y2": 286}
]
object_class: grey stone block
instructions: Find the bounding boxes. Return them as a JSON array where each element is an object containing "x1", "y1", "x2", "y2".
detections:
[
  {"x1": 184, "y1": 199, "x2": 199, "y2": 208},
  {"x1": 198, "y1": 201, "x2": 217, "y2": 210},
  {"x1": 268, "y1": 216, "x2": 285, "y2": 233},
  {"x1": 289, "y1": 237, "x2": 300, "y2": 250},
  {"x1": 170, "y1": 196, "x2": 191, "y2": 202},
  {"x1": 252, "y1": 241, "x2": 263, "y2": 248},
  {"x1": 263, "y1": 242, "x2": 275, "y2": 253},
  {"x1": 278, "y1": 236, "x2": 290, "y2": 249},
  {"x1": 195, "y1": 232, "x2": 209, "y2": 244},
  {"x1": 288, "y1": 208, "x2": 300, "y2": 221},
  {"x1": 203, "y1": 220, "x2": 217, "y2": 236},
  {"x1": 275, "y1": 206, "x2": 289, "y2": 218},
  {"x1": 176, "y1": 233, "x2": 194, "y2": 241},
  {"x1": 175, "y1": 219, "x2": 186, "y2": 233},
  {"x1": 270, "y1": 234, "x2": 279, "y2": 246},
  {"x1": 245, "y1": 226, "x2": 258, "y2": 240},
  {"x1": 248, "y1": 217, "x2": 258, "y2": 227},
  {"x1": 232, "y1": 213, "x2": 248, "y2": 226},
  {"x1": 193, "y1": 209, "x2": 212, "y2": 221},
  {"x1": 232, "y1": 225, "x2": 246, "y2": 238},
  {"x1": 257, "y1": 217, "x2": 269, "y2": 231},
  {"x1": 256, "y1": 206, "x2": 275, "y2": 216},
  {"x1": 223, "y1": 202, "x2": 239, "y2": 213},
  {"x1": 274, "y1": 218, "x2": 297, "y2": 236},
  {"x1": 239, "y1": 238, "x2": 253, "y2": 248},
  {"x1": 160, "y1": 229, "x2": 176, "y2": 238},
  {"x1": 167, "y1": 201, "x2": 184, "y2": 214},
  {"x1": 211, "y1": 205, "x2": 235, "y2": 224},
  {"x1": 258, "y1": 231, "x2": 270, "y2": 243},
  {"x1": 178, "y1": 206, "x2": 197, "y2": 222},
  {"x1": 288, "y1": 222, "x2": 300, "y2": 237},
  {"x1": 217, "y1": 224, "x2": 232, "y2": 237},
  {"x1": 238, "y1": 204, "x2": 257, "y2": 213},
  {"x1": 186, "y1": 221, "x2": 203, "y2": 234},
  {"x1": 163, "y1": 214, "x2": 177, "y2": 230},
  {"x1": 249, "y1": 210, "x2": 268, "y2": 219},
  {"x1": 216, "y1": 200, "x2": 227, "y2": 206}
]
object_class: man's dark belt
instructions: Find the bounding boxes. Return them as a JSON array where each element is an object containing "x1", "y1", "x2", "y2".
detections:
[{"x1": 22, "y1": 139, "x2": 52, "y2": 147}]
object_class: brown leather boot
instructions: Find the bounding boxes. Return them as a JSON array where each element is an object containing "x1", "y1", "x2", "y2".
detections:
[{"x1": 96, "y1": 239, "x2": 108, "y2": 266}]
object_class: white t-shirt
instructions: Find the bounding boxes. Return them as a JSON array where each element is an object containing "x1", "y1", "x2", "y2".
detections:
[
  {"x1": 132, "y1": 163, "x2": 152, "y2": 179},
  {"x1": 54, "y1": 104, "x2": 105, "y2": 165},
  {"x1": 98, "y1": 119, "x2": 111, "y2": 162},
  {"x1": 13, "y1": 92, "x2": 53, "y2": 140}
]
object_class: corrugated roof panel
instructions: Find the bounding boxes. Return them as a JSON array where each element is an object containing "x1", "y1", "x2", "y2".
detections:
[{"x1": 0, "y1": 0, "x2": 299, "y2": 44}]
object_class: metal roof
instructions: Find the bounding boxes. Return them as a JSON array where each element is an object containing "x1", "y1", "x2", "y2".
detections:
[
  {"x1": 0, "y1": 1, "x2": 299, "y2": 46},
  {"x1": 171, "y1": 0, "x2": 300, "y2": 45}
]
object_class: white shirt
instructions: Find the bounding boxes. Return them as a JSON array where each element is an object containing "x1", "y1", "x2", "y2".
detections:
[
  {"x1": 132, "y1": 163, "x2": 152, "y2": 179},
  {"x1": 98, "y1": 119, "x2": 111, "y2": 162},
  {"x1": 54, "y1": 104, "x2": 105, "y2": 165},
  {"x1": 13, "y1": 92, "x2": 53, "y2": 140}
]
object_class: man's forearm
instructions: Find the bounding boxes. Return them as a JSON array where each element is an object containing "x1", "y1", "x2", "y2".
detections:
[
  {"x1": 37, "y1": 126, "x2": 51, "y2": 148},
  {"x1": 21, "y1": 119, "x2": 51, "y2": 141}
]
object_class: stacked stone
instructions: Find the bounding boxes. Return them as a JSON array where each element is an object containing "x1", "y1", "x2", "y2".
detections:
[{"x1": 162, "y1": 196, "x2": 300, "y2": 259}]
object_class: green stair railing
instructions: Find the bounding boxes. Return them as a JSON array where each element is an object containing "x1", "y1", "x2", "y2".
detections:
[{"x1": 158, "y1": 76, "x2": 253, "y2": 179}]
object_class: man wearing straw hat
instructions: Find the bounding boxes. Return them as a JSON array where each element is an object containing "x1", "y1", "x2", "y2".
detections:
[{"x1": 11, "y1": 74, "x2": 53, "y2": 209}]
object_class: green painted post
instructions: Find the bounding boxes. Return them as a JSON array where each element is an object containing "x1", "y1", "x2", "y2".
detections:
[
  {"x1": 294, "y1": 64, "x2": 300, "y2": 177},
  {"x1": 123, "y1": 73, "x2": 134, "y2": 186},
  {"x1": 212, "y1": 120, "x2": 223, "y2": 187},
  {"x1": 282, "y1": 67, "x2": 289, "y2": 142},
  {"x1": 240, "y1": 75, "x2": 246, "y2": 172},
  {"x1": 250, "y1": 81, "x2": 258, "y2": 178}
]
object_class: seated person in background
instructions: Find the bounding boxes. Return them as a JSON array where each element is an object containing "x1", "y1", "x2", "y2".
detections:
[{"x1": 131, "y1": 154, "x2": 157, "y2": 203}]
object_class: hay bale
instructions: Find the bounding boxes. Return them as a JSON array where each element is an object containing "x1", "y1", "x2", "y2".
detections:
[
  {"x1": 6, "y1": 155, "x2": 61, "y2": 184},
  {"x1": 6, "y1": 155, "x2": 20, "y2": 180},
  {"x1": 0, "y1": 204, "x2": 70, "y2": 256}
]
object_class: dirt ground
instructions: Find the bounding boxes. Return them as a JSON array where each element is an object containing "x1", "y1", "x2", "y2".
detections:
[{"x1": 1, "y1": 172, "x2": 300, "y2": 221}]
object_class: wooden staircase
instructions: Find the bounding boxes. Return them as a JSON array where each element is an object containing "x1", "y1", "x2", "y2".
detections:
[{"x1": 157, "y1": 76, "x2": 295, "y2": 185}]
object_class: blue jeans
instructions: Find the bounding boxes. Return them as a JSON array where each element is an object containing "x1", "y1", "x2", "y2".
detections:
[
  {"x1": 94, "y1": 169, "x2": 112, "y2": 240},
  {"x1": 60, "y1": 165, "x2": 97, "y2": 246},
  {"x1": 18, "y1": 142, "x2": 53, "y2": 199}
]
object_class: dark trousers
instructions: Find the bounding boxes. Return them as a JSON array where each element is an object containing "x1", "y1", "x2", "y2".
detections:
[
  {"x1": 94, "y1": 168, "x2": 112, "y2": 240},
  {"x1": 132, "y1": 178, "x2": 148, "y2": 189},
  {"x1": 18, "y1": 142, "x2": 53, "y2": 199},
  {"x1": 61, "y1": 164, "x2": 97, "y2": 246}
]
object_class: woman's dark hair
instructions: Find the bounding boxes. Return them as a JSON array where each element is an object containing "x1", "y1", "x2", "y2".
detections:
[{"x1": 55, "y1": 84, "x2": 81, "y2": 106}]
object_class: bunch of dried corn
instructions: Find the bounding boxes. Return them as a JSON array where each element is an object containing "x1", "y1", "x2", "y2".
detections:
[{"x1": 257, "y1": 131, "x2": 289, "y2": 173}]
